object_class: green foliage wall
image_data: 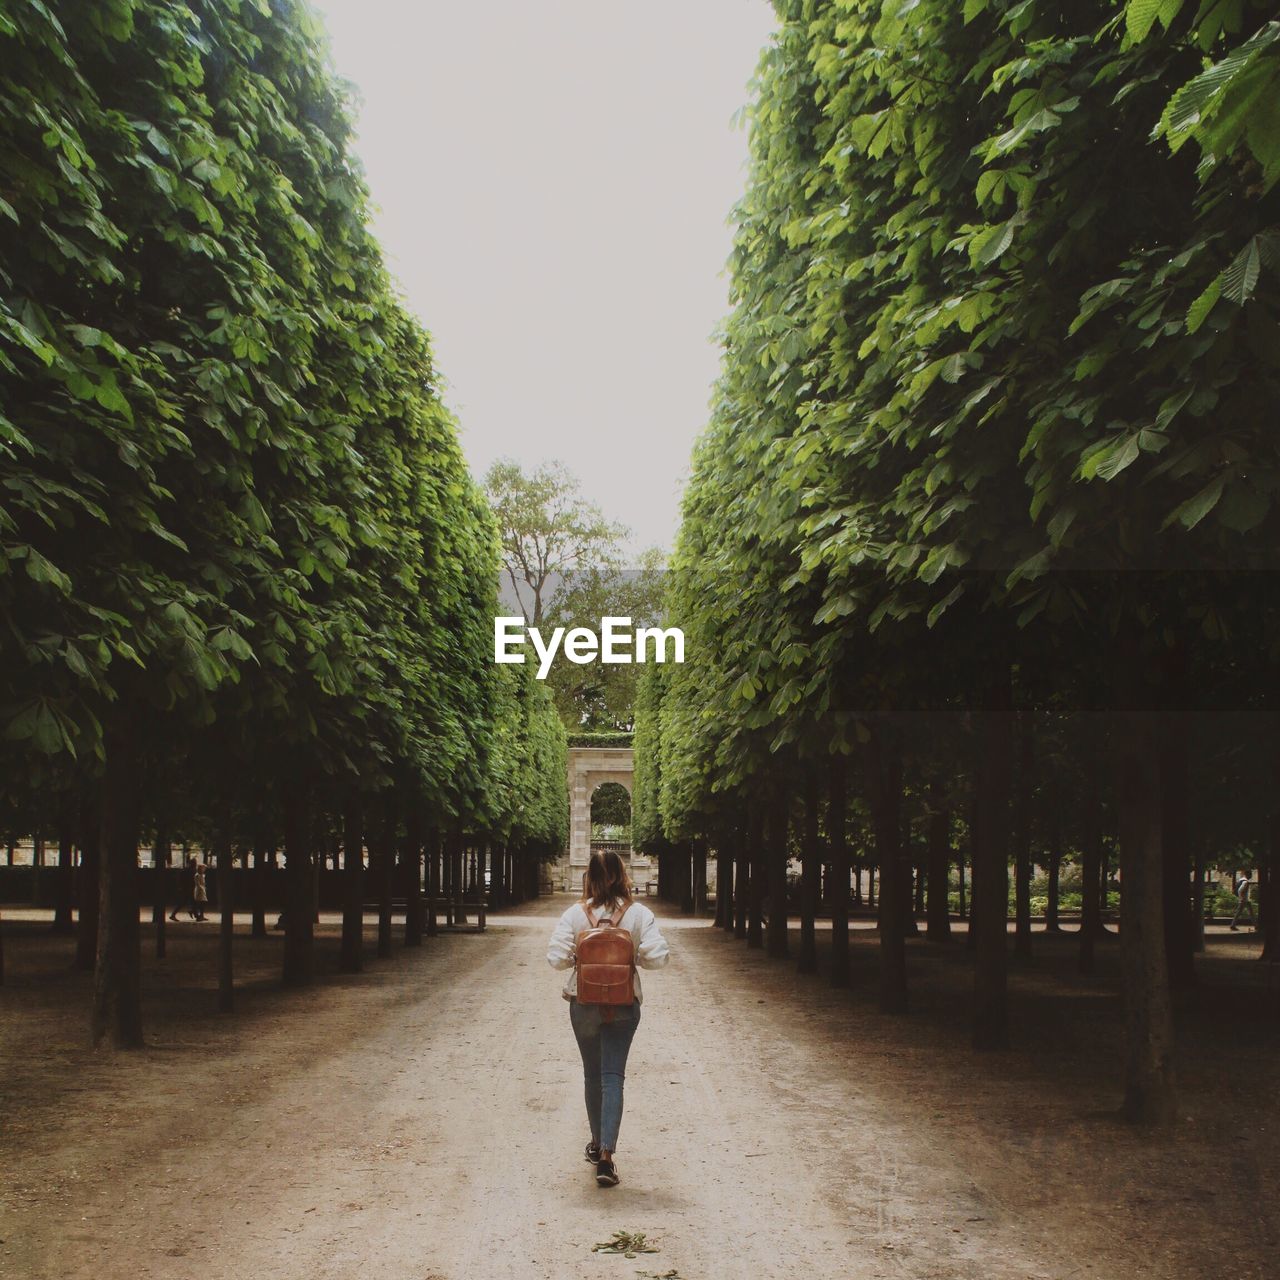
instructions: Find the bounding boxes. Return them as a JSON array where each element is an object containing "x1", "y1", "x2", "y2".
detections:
[
  {"x1": 647, "y1": 0, "x2": 1280, "y2": 836},
  {"x1": 0, "y1": 0, "x2": 561, "y2": 847}
]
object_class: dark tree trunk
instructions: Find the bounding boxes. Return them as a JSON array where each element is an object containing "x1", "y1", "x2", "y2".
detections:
[
  {"x1": 426, "y1": 829, "x2": 440, "y2": 936},
  {"x1": 798, "y1": 774, "x2": 820, "y2": 974},
  {"x1": 76, "y1": 794, "x2": 100, "y2": 971},
  {"x1": 714, "y1": 835, "x2": 731, "y2": 930},
  {"x1": 52, "y1": 823, "x2": 75, "y2": 935},
  {"x1": 1264, "y1": 734, "x2": 1280, "y2": 963},
  {"x1": 828, "y1": 754, "x2": 850, "y2": 989},
  {"x1": 404, "y1": 817, "x2": 424, "y2": 947},
  {"x1": 692, "y1": 840, "x2": 708, "y2": 916},
  {"x1": 733, "y1": 838, "x2": 748, "y2": 939},
  {"x1": 926, "y1": 780, "x2": 951, "y2": 943},
  {"x1": 1116, "y1": 711, "x2": 1177, "y2": 1125},
  {"x1": 341, "y1": 798, "x2": 363, "y2": 972},
  {"x1": 153, "y1": 832, "x2": 169, "y2": 960},
  {"x1": 217, "y1": 841, "x2": 234, "y2": 1013},
  {"x1": 251, "y1": 843, "x2": 268, "y2": 939},
  {"x1": 766, "y1": 792, "x2": 790, "y2": 959},
  {"x1": 452, "y1": 837, "x2": 468, "y2": 926},
  {"x1": 851, "y1": 858, "x2": 863, "y2": 908},
  {"x1": 681, "y1": 840, "x2": 696, "y2": 914},
  {"x1": 869, "y1": 725, "x2": 907, "y2": 1014},
  {"x1": 746, "y1": 819, "x2": 764, "y2": 950},
  {"x1": 972, "y1": 688, "x2": 1013, "y2": 1052},
  {"x1": 92, "y1": 738, "x2": 143, "y2": 1049},
  {"x1": 476, "y1": 843, "x2": 487, "y2": 931},
  {"x1": 282, "y1": 785, "x2": 314, "y2": 987},
  {"x1": 377, "y1": 805, "x2": 395, "y2": 959},
  {"x1": 1191, "y1": 848, "x2": 1207, "y2": 954},
  {"x1": 1012, "y1": 713, "x2": 1033, "y2": 962},
  {"x1": 1080, "y1": 807, "x2": 1104, "y2": 976},
  {"x1": 965, "y1": 783, "x2": 979, "y2": 951},
  {"x1": 1160, "y1": 715, "x2": 1196, "y2": 989},
  {"x1": 1045, "y1": 820, "x2": 1063, "y2": 933}
]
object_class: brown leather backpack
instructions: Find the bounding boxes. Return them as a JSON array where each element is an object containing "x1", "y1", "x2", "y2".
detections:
[{"x1": 575, "y1": 905, "x2": 635, "y2": 1013}]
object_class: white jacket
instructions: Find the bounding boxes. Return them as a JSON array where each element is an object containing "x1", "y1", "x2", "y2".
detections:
[{"x1": 546, "y1": 898, "x2": 670, "y2": 1003}]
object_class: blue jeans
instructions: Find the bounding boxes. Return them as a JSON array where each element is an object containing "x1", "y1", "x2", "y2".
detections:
[{"x1": 570, "y1": 999, "x2": 640, "y2": 1153}]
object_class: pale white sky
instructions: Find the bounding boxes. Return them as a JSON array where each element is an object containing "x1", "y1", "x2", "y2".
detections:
[{"x1": 309, "y1": 0, "x2": 777, "y2": 555}]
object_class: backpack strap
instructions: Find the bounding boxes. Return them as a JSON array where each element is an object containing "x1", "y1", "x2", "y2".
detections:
[
  {"x1": 583, "y1": 905, "x2": 598, "y2": 929},
  {"x1": 607, "y1": 905, "x2": 626, "y2": 927}
]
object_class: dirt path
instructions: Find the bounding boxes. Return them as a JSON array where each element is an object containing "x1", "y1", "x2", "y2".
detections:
[{"x1": 2, "y1": 898, "x2": 1274, "y2": 1280}]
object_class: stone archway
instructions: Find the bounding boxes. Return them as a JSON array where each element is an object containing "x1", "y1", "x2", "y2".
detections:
[{"x1": 552, "y1": 744, "x2": 652, "y2": 893}]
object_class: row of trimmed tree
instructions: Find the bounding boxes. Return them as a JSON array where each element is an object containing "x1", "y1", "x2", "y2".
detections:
[
  {"x1": 633, "y1": 0, "x2": 1280, "y2": 1125},
  {"x1": 0, "y1": 0, "x2": 567, "y2": 1042}
]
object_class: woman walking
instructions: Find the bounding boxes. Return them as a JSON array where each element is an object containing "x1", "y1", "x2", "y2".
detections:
[
  {"x1": 547, "y1": 850, "x2": 669, "y2": 1188},
  {"x1": 192, "y1": 859, "x2": 208, "y2": 922}
]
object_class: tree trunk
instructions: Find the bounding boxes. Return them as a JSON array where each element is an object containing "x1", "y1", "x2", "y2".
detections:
[
  {"x1": 52, "y1": 823, "x2": 75, "y2": 935},
  {"x1": 92, "y1": 738, "x2": 143, "y2": 1049},
  {"x1": 869, "y1": 725, "x2": 907, "y2": 1014},
  {"x1": 282, "y1": 785, "x2": 314, "y2": 987},
  {"x1": 714, "y1": 836, "x2": 730, "y2": 930},
  {"x1": 746, "y1": 817, "x2": 764, "y2": 950},
  {"x1": 1080, "y1": 806, "x2": 1103, "y2": 976},
  {"x1": 153, "y1": 831, "x2": 169, "y2": 960},
  {"x1": 1012, "y1": 713, "x2": 1033, "y2": 962},
  {"x1": 1116, "y1": 711, "x2": 1177, "y2": 1125},
  {"x1": 1160, "y1": 714, "x2": 1196, "y2": 989},
  {"x1": 1264, "y1": 733, "x2": 1280, "y2": 963},
  {"x1": 692, "y1": 839, "x2": 708, "y2": 916},
  {"x1": 957, "y1": 855, "x2": 966, "y2": 920},
  {"x1": 798, "y1": 774, "x2": 820, "y2": 974},
  {"x1": 1045, "y1": 820, "x2": 1062, "y2": 933},
  {"x1": 926, "y1": 780, "x2": 951, "y2": 943},
  {"x1": 733, "y1": 838, "x2": 749, "y2": 939},
  {"x1": 965, "y1": 783, "x2": 979, "y2": 951},
  {"x1": 377, "y1": 807, "x2": 395, "y2": 958},
  {"x1": 766, "y1": 791, "x2": 790, "y2": 959},
  {"x1": 251, "y1": 843, "x2": 268, "y2": 939},
  {"x1": 452, "y1": 837, "x2": 467, "y2": 926},
  {"x1": 1191, "y1": 848, "x2": 1207, "y2": 954},
  {"x1": 972, "y1": 689, "x2": 1013, "y2": 1052},
  {"x1": 340, "y1": 798, "x2": 364, "y2": 972},
  {"x1": 680, "y1": 840, "x2": 696, "y2": 915},
  {"x1": 76, "y1": 794, "x2": 100, "y2": 971},
  {"x1": 217, "y1": 841, "x2": 234, "y2": 1013},
  {"x1": 828, "y1": 754, "x2": 850, "y2": 989},
  {"x1": 426, "y1": 829, "x2": 440, "y2": 936},
  {"x1": 405, "y1": 814, "x2": 424, "y2": 947}
]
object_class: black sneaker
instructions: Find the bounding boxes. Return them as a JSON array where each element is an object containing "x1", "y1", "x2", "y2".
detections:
[
  {"x1": 585, "y1": 1141, "x2": 601, "y2": 1163},
  {"x1": 596, "y1": 1158, "x2": 619, "y2": 1188}
]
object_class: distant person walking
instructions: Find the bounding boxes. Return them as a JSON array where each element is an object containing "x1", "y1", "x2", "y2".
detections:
[
  {"x1": 1230, "y1": 873, "x2": 1256, "y2": 930},
  {"x1": 193, "y1": 859, "x2": 208, "y2": 922},
  {"x1": 547, "y1": 850, "x2": 668, "y2": 1188},
  {"x1": 169, "y1": 857, "x2": 199, "y2": 922}
]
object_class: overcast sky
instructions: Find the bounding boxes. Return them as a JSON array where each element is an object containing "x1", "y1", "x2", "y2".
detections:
[{"x1": 309, "y1": 0, "x2": 778, "y2": 556}]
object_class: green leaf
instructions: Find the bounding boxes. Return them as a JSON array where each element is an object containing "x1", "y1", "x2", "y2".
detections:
[
  {"x1": 1220, "y1": 236, "x2": 1262, "y2": 305},
  {"x1": 970, "y1": 219, "x2": 1017, "y2": 269},
  {"x1": 1167, "y1": 475, "x2": 1226, "y2": 529},
  {"x1": 1186, "y1": 276, "x2": 1221, "y2": 333}
]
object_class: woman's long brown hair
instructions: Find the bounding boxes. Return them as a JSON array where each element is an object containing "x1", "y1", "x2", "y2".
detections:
[{"x1": 581, "y1": 850, "x2": 633, "y2": 912}]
